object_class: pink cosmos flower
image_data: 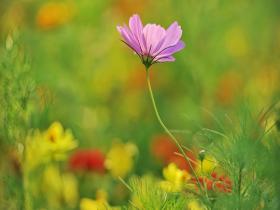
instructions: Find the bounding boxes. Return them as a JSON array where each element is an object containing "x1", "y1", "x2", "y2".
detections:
[{"x1": 117, "y1": 14, "x2": 185, "y2": 69}]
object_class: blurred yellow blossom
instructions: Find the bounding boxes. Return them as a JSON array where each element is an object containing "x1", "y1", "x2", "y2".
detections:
[
  {"x1": 105, "y1": 142, "x2": 137, "y2": 178},
  {"x1": 24, "y1": 130, "x2": 49, "y2": 171},
  {"x1": 188, "y1": 200, "x2": 206, "y2": 210},
  {"x1": 63, "y1": 173, "x2": 79, "y2": 207},
  {"x1": 80, "y1": 189, "x2": 121, "y2": 210},
  {"x1": 36, "y1": 2, "x2": 74, "y2": 29},
  {"x1": 225, "y1": 26, "x2": 249, "y2": 57},
  {"x1": 24, "y1": 122, "x2": 77, "y2": 171},
  {"x1": 245, "y1": 66, "x2": 279, "y2": 109},
  {"x1": 196, "y1": 155, "x2": 217, "y2": 175},
  {"x1": 42, "y1": 165, "x2": 78, "y2": 208},
  {"x1": 80, "y1": 198, "x2": 107, "y2": 210},
  {"x1": 43, "y1": 121, "x2": 78, "y2": 160},
  {"x1": 160, "y1": 163, "x2": 190, "y2": 192}
]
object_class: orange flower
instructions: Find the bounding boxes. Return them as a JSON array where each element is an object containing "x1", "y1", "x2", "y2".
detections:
[
  {"x1": 36, "y1": 2, "x2": 73, "y2": 29},
  {"x1": 151, "y1": 134, "x2": 178, "y2": 163},
  {"x1": 216, "y1": 71, "x2": 242, "y2": 106},
  {"x1": 151, "y1": 134, "x2": 197, "y2": 172},
  {"x1": 112, "y1": 0, "x2": 150, "y2": 16},
  {"x1": 126, "y1": 68, "x2": 156, "y2": 90}
]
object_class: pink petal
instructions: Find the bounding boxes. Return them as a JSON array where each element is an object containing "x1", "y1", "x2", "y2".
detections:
[
  {"x1": 156, "y1": 56, "x2": 175, "y2": 63},
  {"x1": 161, "y1": 21, "x2": 182, "y2": 49},
  {"x1": 129, "y1": 14, "x2": 146, "y2": 53},
  {"x1": 143, "y1": 24, "x2": 166, "y2": 56},
  {"x1": 156, "y1": 40, "x2": 185, "y2": 58},
  {"x1": 117, "y1": 25, "x2": 142, "y2": 54}
]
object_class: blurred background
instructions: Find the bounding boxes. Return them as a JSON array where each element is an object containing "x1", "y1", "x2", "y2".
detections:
[{"x1": 0, "y1": 0, "x2": 280, "y2": 209}]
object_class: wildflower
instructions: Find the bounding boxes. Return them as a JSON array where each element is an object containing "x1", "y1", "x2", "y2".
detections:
[
  {"x1": 105, "y1": 142, "x2": 137, "y2": 178},
  {"x1": 214, "y1": 174, "x2": 232, "y2": 193},
  {"x1": 190, "y1": 172, "x2": 232, "y2": 193},
  {"x1": 225, "y1": 26, "x2": 249, "y2": 57},
  {"x1": 42, "y1": 165, "x2": 78, "y2": 208},
  {"x1": 168, "y1": 151, "x2": 196, "y2": 172},
  {"x1": 151, "y1": 134, "x2": 178, "y2": 163},
  {"x1": 69, "y1": 149, "x2": 106, "y2": 173},
  {"x1": 215, "y1": 71, "x2": 242, "y2": 106},
  {"x1": 117, "y1": 14, "x2": 185, "y2": 69},
  {"x1": 195, "y1": 155, "x2": 217, "y2": 175},
  {"x1": 24, "y1": 122, "x2": 77, "y2": 171},
  {"x1": 151, "y1": 134, "x2": 197, "y2": 172},
  {"x1": 43, "y1": 121, "x2": 78, "y2": 160},
  {"x1": 36, "y1": 2, "x2": 73, "y2": 29},
  {"x1": 80, "y1": 190, "x2": 120, "y2": 210},
  {"x1": 248, "y1": 67, "x2": 279, "y2": 104},
  {"x1": 126, "y1": 67, "x2": 156, "y2": 90},
  {"x1": 80, "y1": 198, "x2": 108, "y2": 210},
  {"x1": 24, "y1": 130, "x2": 50, "y2": 171},
  {"x1": 160, "y1": 163, "x2": 190, "y2": 192},
  {"x1": 113, "y1": 0, "x2": 149, "y2": 15},
  {"x1": 187, "y1": 200, "x2": 206, "y2": 210}
]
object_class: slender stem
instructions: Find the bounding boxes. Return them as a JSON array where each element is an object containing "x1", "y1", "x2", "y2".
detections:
[
  {"x1": 23, "y1": 168, "x2": 32, "y2": 210},
  {"x1": 23, "y1": 141, "x2": 32, "y2": 210},
  {"x1": 145, "y1": 69, "x2": 203, "y2": 194},
  {"x1": 238, "y1": 166, "x2": 243, "y2": 209}
]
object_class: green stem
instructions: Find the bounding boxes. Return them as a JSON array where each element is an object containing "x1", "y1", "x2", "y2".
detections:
[
  {"x1": 238, "y1": 166, "x2": 243, "y2": 209},
  {"x1": 145, "y1": 69, "x2": 204, "y2": 194},
  {"x1": 23, "y1": 169, "x2": 32, "y2": 210},
  {"x1": 23, "y1": 141, "x2": 32, "y2": 210}
]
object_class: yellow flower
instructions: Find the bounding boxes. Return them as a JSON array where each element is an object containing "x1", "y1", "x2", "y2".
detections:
[
  {"x1": 225, "y1": 26, "x2": 249, "y2": 57},
  {"x1": 187, "y1": 200, "x2": 206, "y2": 210},
  {"x1": 246, "y1": 67, "x2": 279, "y2": 107},
  {"x1": 36, "y1": 2, "x2": 73, "y2": 29},
  {"x1": 24, "y1": 122, "x2": 77, "y2": 171},
  {"x1": 80, "y1": 189, "x2": 121, "y2": 210},
  {"x1": 42, "y1": 165, "x2": 78, "y2": 208},
  {"x1": 105, "y1": 142, "x2": 137, "y2": 178},
  {"x1": 63, "y1": 173, "x2": 79, "y2": 207},
  {"x1": 43, "y1": 121, "x2": 78, "y2": 160},
  {"x1": 24, "y1": 130, "x2": 49, "y2": 171},
  {"x1": 161, "y1": 163, "x2": 190, "y2": 192},
  {"x1": 196, "y1": 155, "x2": 217, "y2": 175},
  {"x1": 80, "y1": 198, "x2": 106, "y2": 210}
]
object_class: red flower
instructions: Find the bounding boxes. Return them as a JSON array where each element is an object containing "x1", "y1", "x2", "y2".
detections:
[
  {"x1": 191, "y1": 172, "x2": 232, "y2": 193},
  {"x1": 69, "y1": 149, "x2": 105, "y2": 173},
  {"x1": 167, "y1": 151, "x2": 196, "y2": 172},
  {"x1": 151, "y1": 134, "x2": 178, "y2": 163},
  {"x1": 211, "y1": 172, "x2": 218, "y2": 179},
  {"x1": 151, "y1": 134, "x2": 196, "y2": 172}
]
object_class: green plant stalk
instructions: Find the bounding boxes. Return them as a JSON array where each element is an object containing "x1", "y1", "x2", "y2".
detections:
[
  {"x1": 23, "y1": 140, "x2": 32, "y2": 210},
  {"x1": 238, "y1": 166, "x2": 243, "y2": 209},
  {"x1": 145, "y1": 69, "x2": 204, "y2": 194},
  {"x1": 23, "y1": 169, "x2": 32, "y2": 210},
  {"x1": 201, "y1": 160, "x2": 209, "y2": 202}
]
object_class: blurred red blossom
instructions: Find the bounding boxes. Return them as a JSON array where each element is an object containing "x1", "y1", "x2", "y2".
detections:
[
  {"x1": 215, "y1": 71, "x2": 243, "y2": 106},
  {"x1": 69, "y1": 149, "x2": 105, "y2": 173},
  {"x1": 151, "y1": 134, "x2": 196, "y2": 172},
  {"x1": 191, "y1": 172, "x2": 232, "y2": 193},
  {"x1": 126, "y1": 68, "x2": 156, "y2": 90}
]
